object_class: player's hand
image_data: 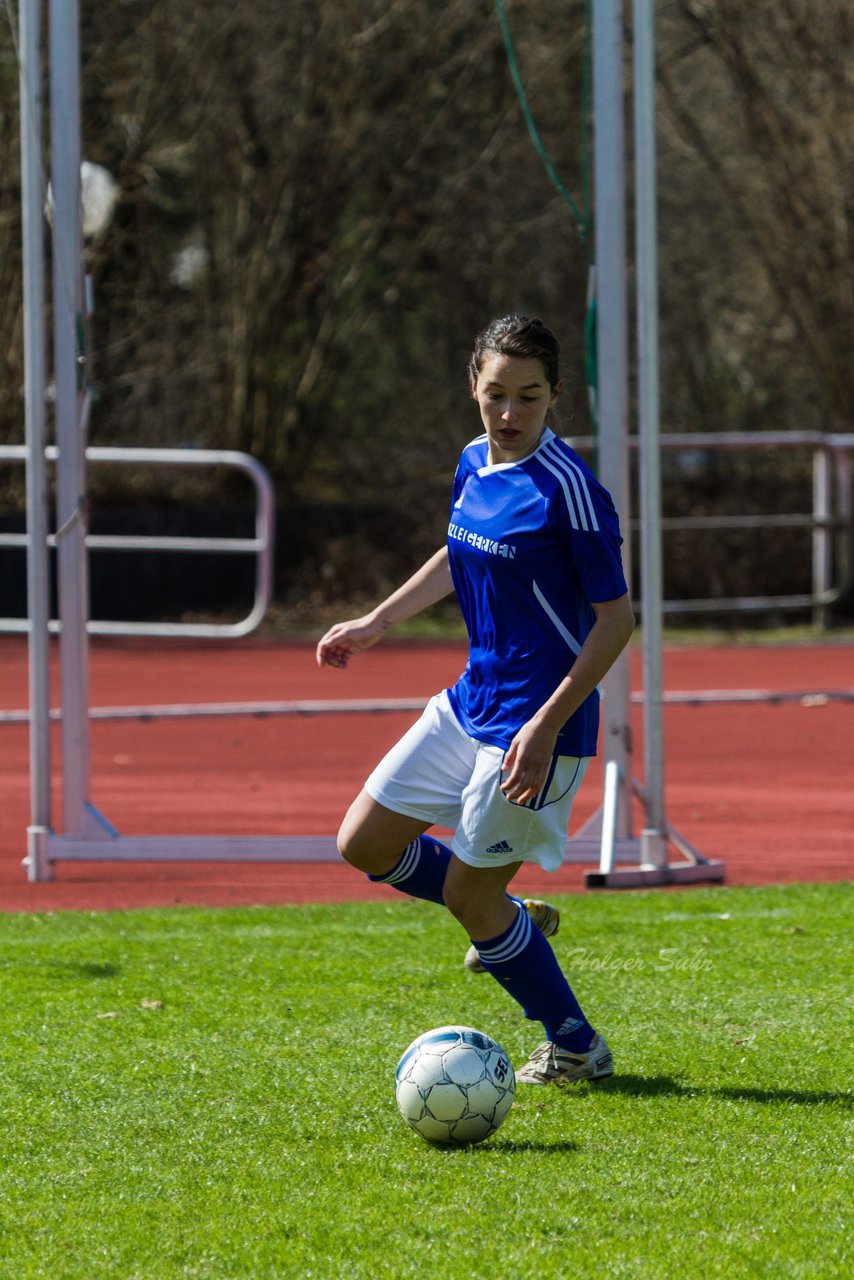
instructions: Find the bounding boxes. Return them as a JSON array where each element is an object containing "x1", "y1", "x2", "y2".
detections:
[
  {"x1": 316, "y1": 615, "x2": 387, "y2": 669},
  {"x1": 500, "y1": 717, "x2": 559, "y2": 805}
]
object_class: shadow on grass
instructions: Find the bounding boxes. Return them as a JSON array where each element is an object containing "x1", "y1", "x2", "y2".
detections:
[
  {"x1": 47, "y1": 959, "x2": 121, "y2": 980},
  {"x1": 433, "y1": 1138, "x2": 579, "y2": 1155},
  {"x1": 598, "y1": 1073, "x2": 852, "y2": 1109},
  {"x1": 487, "y1": 1138, "x2": 579, "y2": 1154}
]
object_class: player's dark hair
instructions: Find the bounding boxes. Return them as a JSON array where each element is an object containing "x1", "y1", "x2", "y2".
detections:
[{"x1": 469, "y1": 315, "x2": 561, "y2": 390}]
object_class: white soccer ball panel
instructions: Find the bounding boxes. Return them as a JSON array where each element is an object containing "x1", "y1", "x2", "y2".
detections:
[
  {"x1": 441, "y1": 1044, "x2": 488, "y2": 1087},
  {"x1": 463, "y1": 1076, "x2": 502, "y2": 1116},
  {"x1": 491, "y1": 1086, "x2": 515, "y2": 1128},
  {"x1": 395, "y1": 1079, "x2": 426, "y2": 1123},
  {"x1": 450, "y1": 1112, "x2": 496, "y2": 1144},
  {"x1": 407, "y1": 1052, "x2": 446, "y2": 1092},
  {"x1": 413, "y1": 1114, "x2": 455, "y2": 1144},
  {"x1": 424, "y1": 1081, "x2": 468, "y2": 1123}
]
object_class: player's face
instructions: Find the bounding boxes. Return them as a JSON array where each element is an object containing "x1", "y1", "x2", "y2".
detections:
[{"x1": 472, "y1": 354, "x2": 561, "y2": 465}]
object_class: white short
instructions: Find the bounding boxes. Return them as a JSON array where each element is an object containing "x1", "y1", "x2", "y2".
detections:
[{"x1": 365, "y1": 690, "x2": 590, "y2": 873}]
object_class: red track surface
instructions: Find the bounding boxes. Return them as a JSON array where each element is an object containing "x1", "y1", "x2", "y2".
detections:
[{"x1": 0, "y1": 637, "x2": 851, "y2": 912}]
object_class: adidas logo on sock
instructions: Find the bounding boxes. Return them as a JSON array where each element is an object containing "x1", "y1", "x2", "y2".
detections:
[{"x1": 485, "y1": 839, "x2": 514, "y2": 855}]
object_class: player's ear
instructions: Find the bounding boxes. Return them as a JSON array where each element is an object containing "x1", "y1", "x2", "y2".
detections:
[
  {"x1": 470, "y1": 380, "x2": 478, "y2": 399},
  {"x1": 550, "y1": 379, "x2": 564, "y2": 405}
]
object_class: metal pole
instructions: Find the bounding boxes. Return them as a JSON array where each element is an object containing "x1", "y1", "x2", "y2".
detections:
[
  {"x1": 633, "y1": 0, "x2": 667, "y2": 865},
  {"x1": 812, "y1": 447, "x2": 830, "y2": 631},
  {"x1": 592, "y1": 0, "x2": 633, "y2": 838},
  {"x1": 834, "y1": 447, "x2": 853, "y2": 607},
  {"x1": 49, "y1": 0, "x2": 92, "y2": 837},
  {"x1": 20, "y1": 0, "x2": 53, "y2": 881}
]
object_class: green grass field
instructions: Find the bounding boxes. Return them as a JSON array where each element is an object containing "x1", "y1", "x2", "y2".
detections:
[{"x1": 1, "y1": 883, "x2": 851, "y2": 1279}]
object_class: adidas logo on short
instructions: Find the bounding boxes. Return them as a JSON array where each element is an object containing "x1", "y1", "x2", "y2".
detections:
[{"x1": 485, "y1": 839, "x2": 514, "y2": 855}]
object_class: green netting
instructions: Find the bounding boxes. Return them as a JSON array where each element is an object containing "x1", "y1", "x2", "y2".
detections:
[{"x1": 494, "y1": 0, "x2": 597, "y2": 425}]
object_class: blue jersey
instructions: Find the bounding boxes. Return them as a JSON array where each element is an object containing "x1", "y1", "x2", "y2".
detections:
[{"x1": 445, "y1": 428, "x2": 628, "y2": 757}]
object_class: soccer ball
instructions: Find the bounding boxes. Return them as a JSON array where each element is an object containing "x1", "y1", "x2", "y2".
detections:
[{"x1": 394, "y1": 1025, "x2": 515, "y2": 1146}]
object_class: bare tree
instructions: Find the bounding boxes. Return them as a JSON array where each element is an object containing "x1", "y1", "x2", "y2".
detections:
[
  {"x1": 2, "y1": 0, "x2": 848, "y2": 615},
  {"x1": 656, "y1": 0, "x2": 852, "y2": 433}
]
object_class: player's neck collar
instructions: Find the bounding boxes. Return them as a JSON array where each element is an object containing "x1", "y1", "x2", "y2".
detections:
[{"x1": 478, "y1": 427, "x2": 556, "y2": 475}]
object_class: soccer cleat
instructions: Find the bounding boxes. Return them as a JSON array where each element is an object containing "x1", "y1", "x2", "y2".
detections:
[
  {"x1": 515, "y1": 1032, "x2": 614, "y2": 1086},
  {"x1": 464, "y1": 899, "x2": 560, "y2": 973}
]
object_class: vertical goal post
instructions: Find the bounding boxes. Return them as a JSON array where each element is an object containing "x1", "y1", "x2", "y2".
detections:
[{"x1": 575, "y1": 0, "x2": 724, "y2": 885}]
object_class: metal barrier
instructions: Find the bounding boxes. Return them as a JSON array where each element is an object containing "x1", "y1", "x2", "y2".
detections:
[
  {"x1": 569, "y1": 430, "x2": 854, "y2": 626},
  {"x1": 2, "y1": 433, "x2": 851, "y2": 632},
  {"x1": 0, "y1": 446, "x2": 275, "y2": 638}
]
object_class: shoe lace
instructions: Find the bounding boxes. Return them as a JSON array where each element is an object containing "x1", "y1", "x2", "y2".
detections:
[{"x1": 526, "y1": 1042, "x2": 557, "y2": 1072}]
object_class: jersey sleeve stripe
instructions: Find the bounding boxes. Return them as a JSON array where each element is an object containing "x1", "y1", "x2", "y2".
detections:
[
  {"x1": 533, "y1": 581, "x2": 582, "y2": 655},
  {"x1": 537, "y1": 451, "x2": 582, "y2": 529},
  {"x1": 542, "y1": 440, "x2": 600, "y2": 532}
]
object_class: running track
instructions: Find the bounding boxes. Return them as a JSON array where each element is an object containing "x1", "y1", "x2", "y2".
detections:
[{"x1": 0, "y1": 637, "x2": 851, "y2": 912}]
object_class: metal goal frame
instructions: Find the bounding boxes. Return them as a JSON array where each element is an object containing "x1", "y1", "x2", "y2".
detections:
[{"x1": 15, "y1": 0, "x2": 726, "y2": 888}]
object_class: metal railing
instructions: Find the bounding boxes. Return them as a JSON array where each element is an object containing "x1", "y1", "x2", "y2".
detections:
[
  {"x1": 2, "y1": 433, "x2": 852, "y2": 633},
  {"x1": 0, "y1": 446, "x2": 275, "y2": 638},
  {"x1": 569, "y1": 430, "x2": 854, "y2": 626}
]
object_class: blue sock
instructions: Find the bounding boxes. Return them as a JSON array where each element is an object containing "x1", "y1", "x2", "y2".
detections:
[
  {"x1": 367, "y1": 835, "x2": 452, "y2": 905},
  {"x1": 472, "y1": 904, "x2": 595, "y2": 1052}
]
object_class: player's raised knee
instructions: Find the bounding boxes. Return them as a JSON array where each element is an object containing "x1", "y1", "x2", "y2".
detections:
[
  {"x1": 336, "y1": 821, "x2": 367, "y2": 870},
  {"x1": 336, "y1": 815, "x2": 398, "y2": 876}
]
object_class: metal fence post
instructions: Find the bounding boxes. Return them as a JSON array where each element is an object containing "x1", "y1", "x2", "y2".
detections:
[
  {"x1": 50, "y1": 0, "x2": 93, "y2": 839},
  {"x1": 593, "y1": 0, "x2": 634, "y2": 840},
  {"x1": 812, "y1": 446, "x2": 831, "y2": 630},
  {"x1": 20, "y1": 0, "x2": 53, "y2": 881}
]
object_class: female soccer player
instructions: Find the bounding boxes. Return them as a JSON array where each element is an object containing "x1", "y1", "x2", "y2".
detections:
[{"x1": 316, "y1": 315, "x2": 634, "y2": 1085}]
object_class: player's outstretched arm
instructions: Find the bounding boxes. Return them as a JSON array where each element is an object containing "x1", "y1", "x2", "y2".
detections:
[{"x1": 316, "y1": 547, "x2": 454, "y2": 669}]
